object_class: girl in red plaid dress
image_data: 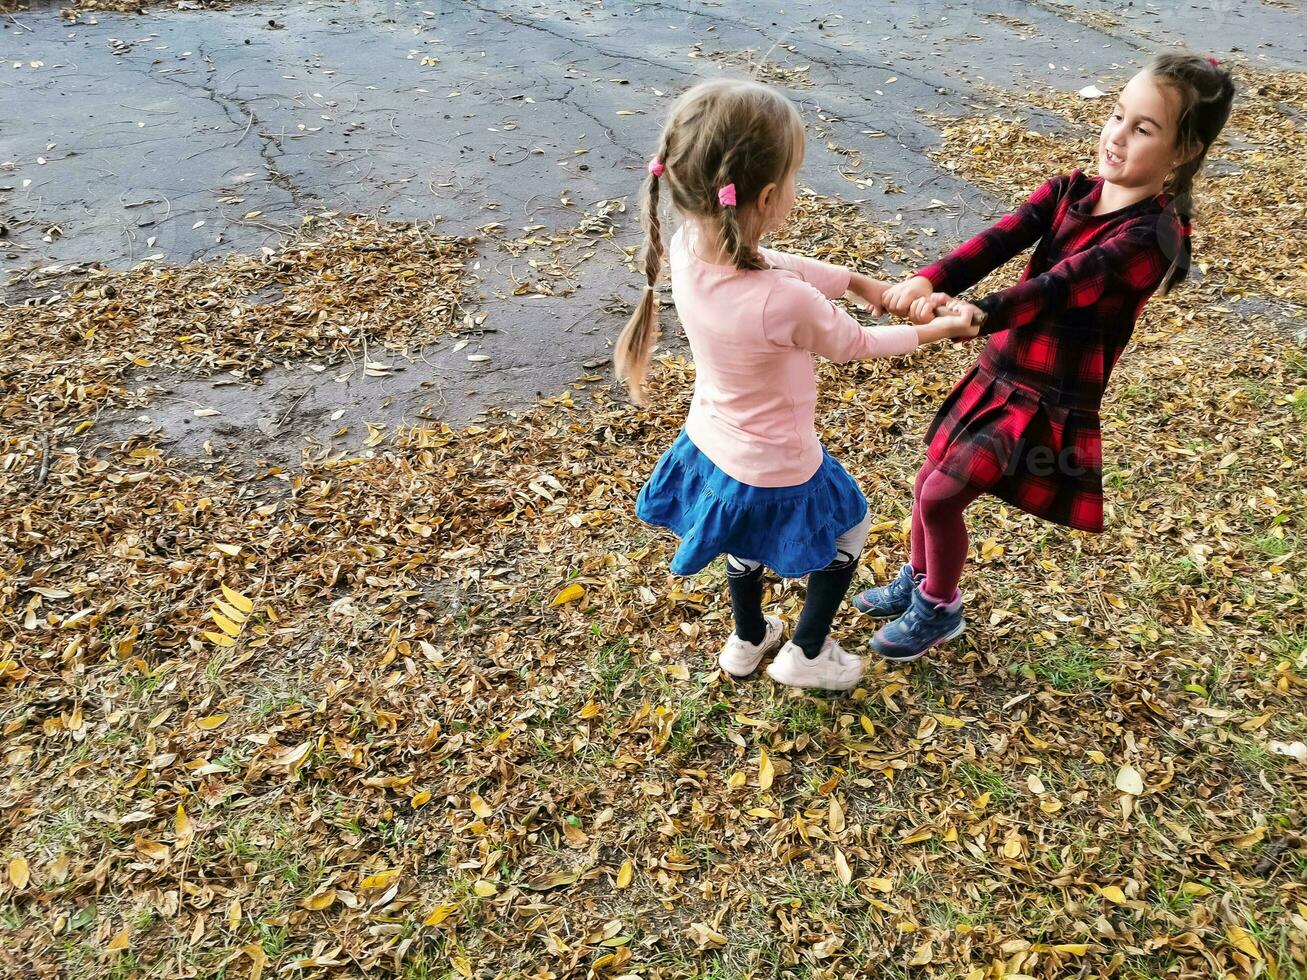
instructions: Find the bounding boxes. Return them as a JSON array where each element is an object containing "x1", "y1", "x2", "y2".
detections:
[{"x1": 854, "y1": 53, "x2": 1236, "y2": 662}]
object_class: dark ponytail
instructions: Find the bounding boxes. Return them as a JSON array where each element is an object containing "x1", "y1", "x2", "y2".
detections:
[{"x1": 1147, "y1": 53, "x2": 1236, "y2": 294}]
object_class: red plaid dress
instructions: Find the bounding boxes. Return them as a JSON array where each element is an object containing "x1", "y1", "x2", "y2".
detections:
[{"x1": 917, "y1": 170, "x2": 1186, "y2": 532}]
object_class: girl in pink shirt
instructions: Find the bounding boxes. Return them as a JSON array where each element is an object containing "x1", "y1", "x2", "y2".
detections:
[{"x1": 617, "y1": 79, "x2": 976, "y2": 691}]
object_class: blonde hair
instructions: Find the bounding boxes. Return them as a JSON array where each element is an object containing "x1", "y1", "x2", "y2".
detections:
[{"x1": 614, "y1": 79, "x2": 805, "y2": 404}]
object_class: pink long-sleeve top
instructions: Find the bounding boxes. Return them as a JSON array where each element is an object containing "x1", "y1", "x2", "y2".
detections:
[{"x1": 669, "y1": 224, "x2": 919, "y2": 488}]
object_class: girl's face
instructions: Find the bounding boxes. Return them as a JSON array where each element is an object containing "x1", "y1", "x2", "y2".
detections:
[{"x1": 1098, "y1": 71, "x2": 1185, "y2": 193}]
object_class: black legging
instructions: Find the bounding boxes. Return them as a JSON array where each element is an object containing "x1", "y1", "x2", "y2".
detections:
[{"x1": 726, "y1": 511, "x2": 871, "y2": 658}]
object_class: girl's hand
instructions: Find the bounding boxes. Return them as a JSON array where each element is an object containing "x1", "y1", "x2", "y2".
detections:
[
  {"x1": 908, "y1": 292, "x2": 954, "y2": 324},
  {"x1": 881, "y1": 275, "x2": 934, "y2": 317},
  {"x1": 845, "y1": 272, "x2": 889, "y2": 315},
  {"x1": 915, "y1": 300, "x2": 982, "y2": 344}
]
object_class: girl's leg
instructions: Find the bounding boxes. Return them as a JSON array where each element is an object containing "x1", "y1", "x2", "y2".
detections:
[
  {"x1": 725, "y1": 555, "x2": 766, "y2": 644},
  {"x1": 916, "y1": 466, "x2": 985, "y2": 602},
  {"x1": 871, "y1": 469, "x2": 984, "y2": 661},
  {"x1": 909, "y1": 460, "x2": 936, "y2": 574},
  {"x1": 792, "y1": 511, "x2": 873, "y2": 658},
  {"x1": 852, "y1": 465, "x2": 932, "y2": 618}
]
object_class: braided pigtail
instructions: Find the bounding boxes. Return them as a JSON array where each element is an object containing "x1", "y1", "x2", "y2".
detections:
[
  {"x1": 614, "y1": 158, "x2": 667, "y2": 405},
  {"x1": 716, "y1": 152, "x2": 767, "y2": 272}
]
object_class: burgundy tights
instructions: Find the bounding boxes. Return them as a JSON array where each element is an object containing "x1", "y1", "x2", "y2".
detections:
[{"x1": 908, "y1": 459, "x2": 985, "y2": 602}]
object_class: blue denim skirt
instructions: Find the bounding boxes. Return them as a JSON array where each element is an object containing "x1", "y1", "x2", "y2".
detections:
[{"x1": 635, "y1": 430, "x2": 870, "y2": 579}]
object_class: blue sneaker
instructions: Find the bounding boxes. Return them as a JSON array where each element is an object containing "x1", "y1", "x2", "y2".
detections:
[
  {"x1": 853, "y1": 563, "x2": 922, "y2": 617},
  {"x1": 871, "y1": 587, "x2": 965, "y2": 663}
]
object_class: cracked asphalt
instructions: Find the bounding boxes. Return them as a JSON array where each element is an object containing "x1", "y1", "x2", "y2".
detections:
[{"x1": 2, "y1": 0, "x2": 1303, "y2": 465}]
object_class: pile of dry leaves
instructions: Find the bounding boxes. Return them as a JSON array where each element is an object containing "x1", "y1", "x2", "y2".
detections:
[
  {"x1": 0, "y1": 0, "x2": 251, "y2": 13},
  {"x1": 0, "y1": 65, "x2": 1304, "y2": 980}
]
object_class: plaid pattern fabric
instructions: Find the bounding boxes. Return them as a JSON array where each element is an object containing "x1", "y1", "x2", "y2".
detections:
[{"x1": 917, "y1": 171, "x2": 1183, "y2": 532}]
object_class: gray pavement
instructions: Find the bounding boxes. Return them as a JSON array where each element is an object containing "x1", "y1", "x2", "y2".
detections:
[{"x1": 2, "y1": 0, "x2": 1303, "y2": 464}]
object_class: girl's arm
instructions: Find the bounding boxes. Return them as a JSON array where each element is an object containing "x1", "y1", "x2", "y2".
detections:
[
  {"x1": 758, "y1": 247, "x2": 850, "y2": 299},
  {"x1": 845, "y1": 271, "x2": 890, "y2": 314},
  {"x1": 760, "y1": 251, "x2": 895, "y2": 316},
  {"x1": 914, "y1": 172, "x2": 1072, "y2": 297},
  {"x1": 967, "y1": 219, "x2": 1167, "y2": 337},
  {"x1": 762, "y1": 280, "x2": 972, "y2": 363}
]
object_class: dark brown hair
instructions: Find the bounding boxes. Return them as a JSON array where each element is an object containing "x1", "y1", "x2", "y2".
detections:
[
  {"x1": 1145, "y1": 53, "x2": 1236, "y2": 294},
  {"x1": 614, "y1": 79, "x2": 804, "y2": 404}
]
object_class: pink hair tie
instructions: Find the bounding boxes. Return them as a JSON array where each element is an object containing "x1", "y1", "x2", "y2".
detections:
[
  {"x1": 647, "y1": 157, "x2": 665, "y2": 178},
  {"x1": 717, "y1": 183, "x2": 737, "y2": 208},
  {"x1": 1207, "y1": 56, "x2": 1220, "y2": 67}
]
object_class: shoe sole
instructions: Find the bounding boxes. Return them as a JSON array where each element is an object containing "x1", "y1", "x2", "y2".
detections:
[
  {"x1": 874, "y1": 619, "x2": 966, "y2": 664},
  {"x1": 765, "y1": 662, "x2": 862, "y2": 692}
]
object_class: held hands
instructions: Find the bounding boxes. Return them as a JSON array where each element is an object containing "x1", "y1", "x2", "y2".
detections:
[
  {"x1": 880, "y1": 275, "x2": 934, "y2": 318},
  {"x1": 847, "y1": 272, "x2": 981, "y2": 343},
  {"x1": 914, "y1": 295, "x2": 983, "y2": 344}
]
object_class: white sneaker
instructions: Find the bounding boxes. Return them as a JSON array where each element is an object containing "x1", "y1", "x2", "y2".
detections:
[
  {"x1": 718, "y1": 615, "x2": 785, "y2": 677},
  {"x1": 766, "y1": 638, "x2": 864, "y2": 692}
]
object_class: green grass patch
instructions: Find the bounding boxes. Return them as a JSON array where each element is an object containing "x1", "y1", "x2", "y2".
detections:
[
  {"x1": 1010, "y1": 642, "x2": 1109, "y2": 691},
  {"x1": 954, "y1": 761, "x2": 1017, "y2": 804}
]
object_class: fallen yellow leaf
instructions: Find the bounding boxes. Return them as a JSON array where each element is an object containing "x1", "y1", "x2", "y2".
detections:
[
  {"x1": 1227, "y1": 924, "x2": 1261, "y2": 959},
  {"x1": 175, "y1": 803, "x2": 193, "y2": 847},
  {"x1": 616, "y1": 859, "x2": 634, "y2": 889},
  {"x1": 300, "y1": 889, "x2": 336, "y2": 911},
  {"x1": 8, "y1": 856, "x2": 29, "y2": 889},
  {"x1": 1115, "y1": 764, "x2": 1144, "y2": 795},
  {"x1": 221, "y1": 583, "x2": 254, "y2": 613},
  {"x1": 909, "y1": 940, "x2": 933, "y2": 966},
  {"x1": 361, "y1": 869, "x2": 399, "y2": 889},
  {"x1": 242, "y1": 944, "x2": 266, "y2": 980},
  {"x1": 551, "y1": 583, "x2": 585, "y2": 606},
  {"x1": 834, "y1": 847, "x2": 852, "y2": 886},
  {"x1": 209, "y1": 610, "x2": 243, "y2": 637},
  {"x1": 423, "y1": 903, "x2": 458, "y2": 926},
  {"x1": 829, "y1": 796, "x2": 845, "y2": 834},
  {"x1": 134, "y1": 836, "x2": 169, "y2": 862}
]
